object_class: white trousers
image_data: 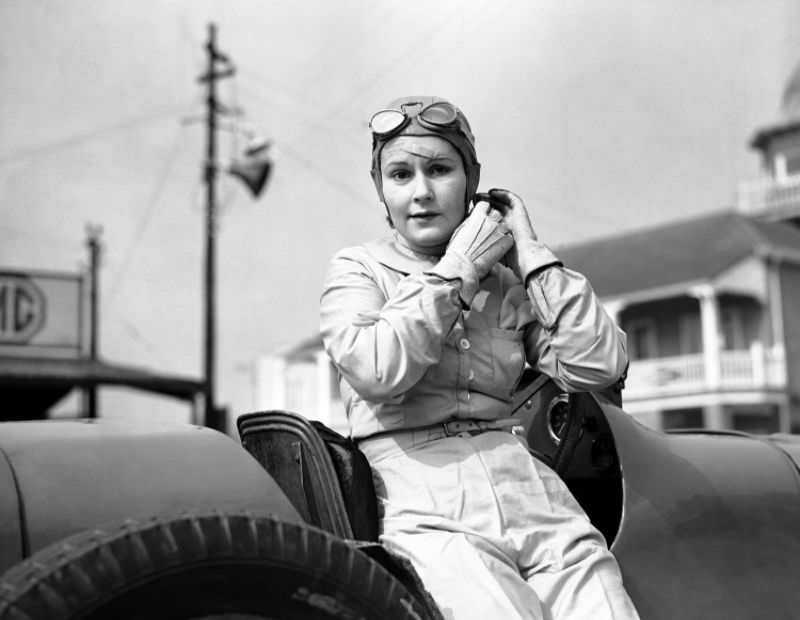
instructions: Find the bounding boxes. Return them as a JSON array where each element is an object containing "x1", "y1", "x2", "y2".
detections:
[{"x1": 359, "y1": 429, "x2": 640, "y2": 620}]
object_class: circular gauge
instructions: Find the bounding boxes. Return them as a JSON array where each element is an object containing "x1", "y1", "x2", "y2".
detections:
[{"x1": 546, "y1": 394, "x2": 571, "y2": 445}]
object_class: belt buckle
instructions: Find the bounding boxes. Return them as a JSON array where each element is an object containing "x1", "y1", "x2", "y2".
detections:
[
  {"x1": 442, "y1": 420, "x2": 473, "y2": 437},
  {"x1": 442, "y1": 420, "x2": 481, "y2": 438}
]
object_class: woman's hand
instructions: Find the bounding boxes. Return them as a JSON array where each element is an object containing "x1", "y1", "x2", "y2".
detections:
[
  {"x1": 449, "y1": 201, "x2": 514, "y2": 279},
  {"x1": 474, "y1": 189, "x2": 541, "y2": 282},
  {"x1": 474, "y1": 189, "x2": 538, "y2": 243},
  {"x1": 426, "y1": 200, "x2": 514, "y2": 305}
]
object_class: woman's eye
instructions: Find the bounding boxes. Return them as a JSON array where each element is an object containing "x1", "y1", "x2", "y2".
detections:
[
  {"x1": 429, "y1": 164, "x2": 452, "y2": 176},
  {"x1": 390, "y1": 170, "x2": 411, "y2": 181}
]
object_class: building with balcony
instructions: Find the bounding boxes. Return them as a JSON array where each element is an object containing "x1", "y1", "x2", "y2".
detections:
[
  {"x1": 559, "y1": 211, "x2": 800, "y2": 433},
  {"x1": 255, "y1": 60, "x2": 800, "y2": 435}
]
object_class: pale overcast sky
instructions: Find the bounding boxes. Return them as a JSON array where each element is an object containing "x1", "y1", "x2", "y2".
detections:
[{"x1": 1, "y1": 1, "x2": 799, "y2": 425}]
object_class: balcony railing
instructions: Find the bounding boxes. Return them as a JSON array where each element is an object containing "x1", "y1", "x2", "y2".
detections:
[
  {"x1": 624, "y1": 344, "x2": 786, "y2": 400},
  {"x1": 736, "y1": 175, "x2": 800, "y2": 214}
]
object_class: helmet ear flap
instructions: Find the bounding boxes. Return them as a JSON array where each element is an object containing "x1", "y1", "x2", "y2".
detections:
[
  {"x1": 379, "y1": 201, "x2": 395, "y2": 228},
  {"x1": 370, "y1": 166, "x2": 385, "y2": 203},
  {"x1": 466, "y1": 162, "x2": 481, "y2": 206}
]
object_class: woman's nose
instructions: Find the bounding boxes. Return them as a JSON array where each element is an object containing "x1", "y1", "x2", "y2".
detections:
[{"x1": 412, "y1": 175, "x2": 433, "y2": 202}]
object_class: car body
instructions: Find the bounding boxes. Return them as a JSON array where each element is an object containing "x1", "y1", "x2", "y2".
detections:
[
  {"x1": 536, "y1": 390, "x2": 800, "y2": 620},
  {"x1": 1, "y1": 385, "x2": 800, "y2": 619},
  {"x1": 0, "y1": 418, "x2": 303, "y2": 572}
]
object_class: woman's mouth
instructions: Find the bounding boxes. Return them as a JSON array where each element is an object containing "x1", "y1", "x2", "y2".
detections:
[{"x1": 409, "y1": 212, "x2": 439, "y2": 221}]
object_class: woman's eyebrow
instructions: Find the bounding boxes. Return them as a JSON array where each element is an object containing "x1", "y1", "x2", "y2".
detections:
[
  {"x1": 398, "y1": 144, "x2": 459, "y2": 161},
  {"x1": 381, "y1": 156, "x2": 411, "y2": 167},
  {"x1": 382, "y1": 147, "x2": 459, "y2": 166}
]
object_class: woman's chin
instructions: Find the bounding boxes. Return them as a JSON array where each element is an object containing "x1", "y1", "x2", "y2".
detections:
[{"x1": 397, "y1": 233, "x2": 449, "y2": 255}]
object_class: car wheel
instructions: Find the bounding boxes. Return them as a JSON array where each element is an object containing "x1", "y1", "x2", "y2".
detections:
[{"x1": 0, "y1": 511, "x2": 434, "y2": 620}]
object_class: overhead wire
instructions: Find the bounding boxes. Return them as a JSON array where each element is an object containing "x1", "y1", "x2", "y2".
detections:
[
  {"x1": 320, "y1": 0, "x2": 497, "y2": 123},
  {"x1": 113, "y1": 314, "x2": 181, "y2": 372},
  {"x1": 233, "y1": 1, "x2": 495, "y2": 152},
  {"x1": 228, "y1": 77, "x2": 375, "y2": 214},
  {"x1": 104, "y1": 124, "x2": 188, "y2": 307},
  {"x1": 234, "y1": 81, "x2": 365, "y2": 158},
  {"x1": 0, "y1": 105, "x2": 194, "y2": 166},
  {"x1": 277, "y1": 141, "x2": 373, "y2": 207}
]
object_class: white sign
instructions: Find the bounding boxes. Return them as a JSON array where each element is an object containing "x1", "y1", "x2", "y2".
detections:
[{"x1": 0, "y1": 271, "x2": 83, "y2": 358}]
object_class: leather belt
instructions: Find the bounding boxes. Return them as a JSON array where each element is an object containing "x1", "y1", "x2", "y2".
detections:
[
  {"x1": 440, "y1": 418, "x2": 522, "y2": 436},
  {"x1": 357, "y1": 417, "x2": 524, "y2": 444}
]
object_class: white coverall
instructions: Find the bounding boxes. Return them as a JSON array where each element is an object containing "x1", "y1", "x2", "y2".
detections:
[{"x1": 320, "y1": 234, "x2": 640, "y2": 620}]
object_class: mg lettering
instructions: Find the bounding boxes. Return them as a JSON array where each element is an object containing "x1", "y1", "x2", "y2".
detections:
[{"x1": 0, "y1": 275, "x2": 46, "y2": 344}]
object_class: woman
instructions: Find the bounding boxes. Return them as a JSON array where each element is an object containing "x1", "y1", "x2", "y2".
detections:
[{"x1": 320, "y1": 96, "x2": 639, "y2": 620}]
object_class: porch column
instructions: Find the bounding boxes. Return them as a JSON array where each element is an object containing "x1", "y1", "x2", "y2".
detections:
[
  {"x1": 778, "y1": 397, "x2": 792, "y2": 434},
  {"x1": 767, "y1": 257, "x2": 786, "y2": 377},
  {"x1": 691, "y1": 284, "x2": 721, "y2": 390},
  {"x1": 704, "y1": 402, "x2": 726, "y2": 430},
  {"x1": 750, "y1": 341, "x2": 765, "y2": 387}
]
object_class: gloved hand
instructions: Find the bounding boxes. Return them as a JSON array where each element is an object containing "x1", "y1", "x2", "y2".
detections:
[
  {"x1": 426, "y1": 201, "x2": 514, "y2": 305},
  {"x1": 477, "y1": 189, "x2": 560, "y2": 284}
]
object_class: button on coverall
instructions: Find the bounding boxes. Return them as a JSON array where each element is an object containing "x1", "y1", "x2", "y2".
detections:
[{"x1": 320, "y1": 234, "x2": 640, "y2": 620}]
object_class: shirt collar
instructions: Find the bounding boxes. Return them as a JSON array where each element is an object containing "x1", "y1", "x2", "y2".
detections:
[{"x1": 362, "y1": 233, "x2": 442, "y2": 275}]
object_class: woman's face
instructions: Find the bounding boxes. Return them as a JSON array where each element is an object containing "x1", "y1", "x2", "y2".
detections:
[{"x1": 380, "y1": 135, "x2": 467, "y2": 254}]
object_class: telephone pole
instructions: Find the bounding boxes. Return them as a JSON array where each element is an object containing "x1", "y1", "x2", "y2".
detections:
[
  {"x1": 198, "y1": 23, "x2": 235, "y2": 431},
  {"x1": 85, "y1": 224, "x2": 102, "y2": 418}
]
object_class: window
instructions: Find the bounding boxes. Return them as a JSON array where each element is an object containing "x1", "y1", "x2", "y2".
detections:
[
  {"x1": 775, "y1": 148, "x2": 800, "y2": 180},
  {"x1": 662, "y1": 408, "x2": 704, "y2": 430},
  {"x1": 785, "y1": 149, "x2": 800, "y2": 176},
  {"x1": 678, "y1": 313, "x2": 701, "y2": 354},
  {"x1": 721, "y1": 308, "x2": 745, "y2": 351},
  {"x1": 731, "y1": 409, "x2": 779, "y2": 434},
  {"x1": 627, "y1": 319, "x2": 657, "y2": 360}
]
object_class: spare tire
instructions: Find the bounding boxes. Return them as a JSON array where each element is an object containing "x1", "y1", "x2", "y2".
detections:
[{"x1": 0, "y1": 511, "x2": 436, "y2": 619}]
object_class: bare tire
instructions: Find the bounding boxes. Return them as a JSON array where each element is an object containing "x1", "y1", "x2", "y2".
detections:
[{"x1": 0, "y1": 512, "x2": 434, "y2": 619}]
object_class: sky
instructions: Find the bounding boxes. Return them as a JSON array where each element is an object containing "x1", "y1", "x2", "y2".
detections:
[{"x1": 1, "y1": 1, "x2": 799, "y2": 427}]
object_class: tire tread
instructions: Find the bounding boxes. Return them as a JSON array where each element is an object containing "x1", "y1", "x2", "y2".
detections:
[{"x1": 0, "y1": 512, "x2": 434, "y2": 620}]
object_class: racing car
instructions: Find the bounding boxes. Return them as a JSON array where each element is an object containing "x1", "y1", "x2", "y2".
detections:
[{"x1": 1, "y1": 374, "x2": 799, "y2": 619}]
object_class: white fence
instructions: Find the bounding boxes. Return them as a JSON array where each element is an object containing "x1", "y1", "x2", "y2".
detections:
[
  {"x1": 624, "y1": 344, "x2": 785, "y2": 399},
  {"x1": 736, "y1": 175, "x2": 800, "y2": 214}
]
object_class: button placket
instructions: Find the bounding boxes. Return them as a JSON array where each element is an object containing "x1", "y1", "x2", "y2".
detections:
[{"x1": 456, "y1": 332, "x2": 472, "y2": 411}]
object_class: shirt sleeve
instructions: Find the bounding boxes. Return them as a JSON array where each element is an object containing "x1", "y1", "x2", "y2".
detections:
[
  {"x1": 523, "y1": 264, "x2": 628, "y2": 392},
  {"x1": 320, "y1": 251, "x2": 463, "y2": 402}
]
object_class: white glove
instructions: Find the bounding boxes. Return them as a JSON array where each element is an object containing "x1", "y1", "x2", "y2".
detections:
[
  {"x1": 426, "y1": 202, "x2": 514, "y2": 305},
  {"x1": 479, "y1": 189, "x2": 560, "y2": 284}
]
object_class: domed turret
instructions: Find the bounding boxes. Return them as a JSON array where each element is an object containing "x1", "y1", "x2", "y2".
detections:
[
  {"x1": 737, "y1": 60, "x2": 800, "y2": 224},
  {"x1": 780, "y1": 61, "x2": 800, "y2": 122}
]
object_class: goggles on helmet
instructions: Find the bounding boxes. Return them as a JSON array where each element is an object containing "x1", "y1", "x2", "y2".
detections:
[{"x1": 369, "y1": 101, "x2": 465, "y2": 140}]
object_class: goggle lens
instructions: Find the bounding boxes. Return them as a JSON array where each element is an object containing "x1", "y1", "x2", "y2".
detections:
[
  {"x1": 369, "y1": 110, "x2": 406, "y2": 135},
  {"x1": 419, "y1": 102, "x2": 458, "y2": 126}
]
